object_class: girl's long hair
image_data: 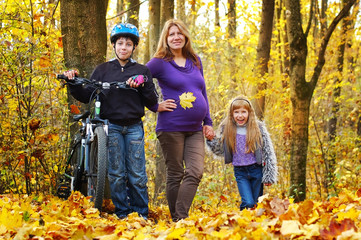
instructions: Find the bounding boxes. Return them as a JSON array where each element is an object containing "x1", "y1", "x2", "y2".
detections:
[
  {"x1": 221, "y1": 96, "x2": 263, "y2": 154},
  {"x1": 153, "y1": 19, "x2": 200, "y2": 69}
]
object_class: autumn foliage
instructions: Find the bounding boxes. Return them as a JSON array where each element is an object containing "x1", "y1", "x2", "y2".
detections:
[
  {"x1": 1, "y1": 189, "x2": 361, "y2": 239},
  {"x1": 0, "y1": 0, "x2": 68, "y2": 195},
  {"x1": 1, "y1": 0, "x2": 361, "y2": 238}
]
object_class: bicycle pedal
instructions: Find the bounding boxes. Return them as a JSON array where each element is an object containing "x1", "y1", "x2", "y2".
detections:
[{"x1": 56, "y1": 184, "x2": 71, "y2": 199}]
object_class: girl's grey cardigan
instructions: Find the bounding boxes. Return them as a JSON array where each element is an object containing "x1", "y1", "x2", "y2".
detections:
[{"x1": 206, "y1": 121, "x2": 278, "y2": 184}]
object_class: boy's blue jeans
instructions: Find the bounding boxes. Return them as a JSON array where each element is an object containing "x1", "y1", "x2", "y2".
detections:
[
  {"x1": 234, "y1": 164, "x2": 263, "y2": 210},
  {"x1": 107, "y1": 122, "x2": 148, "y2": 218}
]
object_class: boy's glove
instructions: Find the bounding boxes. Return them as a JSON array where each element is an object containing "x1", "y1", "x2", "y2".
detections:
[{"x1": 131, "y1": 75, "x2": 148, "y2": 85}]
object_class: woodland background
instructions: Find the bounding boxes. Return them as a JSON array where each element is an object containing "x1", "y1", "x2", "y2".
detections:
[{"x1": 1, "y1": 0, "x2": 361, "y2": 237}]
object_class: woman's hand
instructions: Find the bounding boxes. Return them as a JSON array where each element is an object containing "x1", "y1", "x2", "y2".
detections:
[
  {"x1": 203, "y1": 125, "x2": 215, "y2": 140},
  {"x1": 63, "y1": 69, "x2": 78, "y2": 79},
  {"x1": 157, "y1": 99, "x2": 177, "y2": 112}
]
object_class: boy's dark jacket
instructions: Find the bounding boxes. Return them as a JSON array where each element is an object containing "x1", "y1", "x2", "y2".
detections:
[
  {"x1": 206, "y1": 121, "x2": 278, "y2": 184},
  {"x1": 68, "y1": 59, "x2": 158, "y2": 126}
]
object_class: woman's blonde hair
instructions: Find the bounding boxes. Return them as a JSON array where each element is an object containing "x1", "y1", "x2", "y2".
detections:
[
  {"x1": 153, "y1": 19, "x2": 200, "y2": 68},
  {"x1": 222, "y1": 96, "x2": 263, "y2": 154}
]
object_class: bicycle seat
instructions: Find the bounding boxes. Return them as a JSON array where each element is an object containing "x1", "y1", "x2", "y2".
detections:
[{"x1": 73, "y1": 111, "x2": 91, "y2": 122}]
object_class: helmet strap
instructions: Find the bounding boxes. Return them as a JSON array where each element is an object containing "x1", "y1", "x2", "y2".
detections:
[{"x1": 113, "y1": 44, "x2": 136, "y2": 65}]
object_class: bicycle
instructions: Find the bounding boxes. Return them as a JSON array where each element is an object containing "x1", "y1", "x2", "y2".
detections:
[{"x1": 56, "y1": 74, "x2": 144, "y2": 211}]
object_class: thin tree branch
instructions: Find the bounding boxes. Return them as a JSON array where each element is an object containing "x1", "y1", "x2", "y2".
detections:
[
  {"x1": 107, "y1": 0, "x2": 147, "y2": 20},
  {"x1": 309, "y1": 0, "x2": 356, "y2": 90},
  {"x1": 305, "y1": 0, "x2": 314, "y2": 37},
  {"x1": 52, "y1": 0, "x2": 60, "y2": 19}
]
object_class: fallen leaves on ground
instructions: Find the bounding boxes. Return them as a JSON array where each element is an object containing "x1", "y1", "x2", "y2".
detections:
[{"x1": 1, "y1": 189, "x2": 361, "y2": 239}]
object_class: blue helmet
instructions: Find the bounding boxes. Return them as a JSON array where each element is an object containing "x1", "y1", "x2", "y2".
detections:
[{"x1": 110, "y1": 23, "x2": 140, "y2": 46}]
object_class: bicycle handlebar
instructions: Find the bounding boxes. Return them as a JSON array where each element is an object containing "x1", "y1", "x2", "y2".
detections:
[{"x1": 57, "y1": 74, "x2": 132, "y2": 90}]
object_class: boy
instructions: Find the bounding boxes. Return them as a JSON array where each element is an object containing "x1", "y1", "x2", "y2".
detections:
[{"x1": 64, "y1": 23, "x2": 158, "y2": 219}]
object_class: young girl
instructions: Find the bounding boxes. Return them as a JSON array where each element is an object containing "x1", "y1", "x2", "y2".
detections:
[{"x1": 207, "y1": 96, "x2": 277, "y2": 210}]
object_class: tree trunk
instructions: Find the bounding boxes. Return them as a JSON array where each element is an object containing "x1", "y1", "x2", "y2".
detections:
[
  {"x1": 126, "y1": 0, "x2": 140, "y2": 60},
  {"x1": 321, "y1": 0, "x2": 328, "y2": 35},
  {"x1": 349, "y1": 2, "x2": 361, "y2": 145},
  {"x1": 327, "y1": 0, "x2": 351, "y2": 195},
  {"x1": 60, "y1": 0, "x2": 108, "y2": 151},
  {"x1": 215, "y1": 0, "x2": 220, "y2": 27},
  {"x1": 148, "y1": 0, "x2": 165, "y2": 204},
  {"x1": 148, "y1": 0, "x2": 161, "y2": 57},
  {"x1": 227, "y1": 0, "x2": 237, "y2": 87},
  {"x1": 286, "y1": 0, "x2": 310, "y2": 199},
  {"x1": 144, "y1": 25, "x2": 150, "y2": 63},
  {"x1": 289, "y1": 98, "x2": 311, "y2": 202},
  {"x1": 60, "y1": 0, "x2": 108, "y2": 78},
  {"x1": 275, "y1": 0, "x2": 290, "y2": 87},
  {"x1": 275, "y1": 0, "x2": 283, "y2": 75},
  {"x1": 281, "y1": 0, "x2": 290, "y2": 85},
  {"x1": 285, "y1": 0, "x2": 356, "y2": 202},
  {"x1": 117, "y1": 0, "x2": 125, "y2": 22},
  {"x1": 160, "y1": 0, "x2": 174, "y2": 27},
  {"x1": 177, "y1": 0, "x2": 186, "y2": 23},
  {"x1": 252, "y1": 0, "x2": 275, "y2": 120},
  {"x1": 189, "y1": 0, "x2": 197, "y2": 27},
  {"x1": 126, "y1": 0, "x2": 139, "y2": 27},
  {"x1": 358, "y1": 115, "x2": 361, "y2": 142}
]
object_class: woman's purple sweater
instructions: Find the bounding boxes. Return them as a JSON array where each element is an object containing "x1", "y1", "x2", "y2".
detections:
[{"x1": 147, "y1": 57, "x2": 213, "y2": 132}]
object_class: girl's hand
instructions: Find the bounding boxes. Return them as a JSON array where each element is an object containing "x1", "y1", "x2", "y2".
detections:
[
  {"x1": 157, "y1": 99, "x2": 177, "y2": 112},
  {"x1": 64, "y1": 69, "x2": 78, "y2": 79},
  {"x1": 203, "y1": 125, "x2": 215, "y2": 140}
]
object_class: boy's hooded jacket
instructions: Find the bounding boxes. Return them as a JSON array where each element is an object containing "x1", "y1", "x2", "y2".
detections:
[{"x1": 68, "y1": 59, "x2": 158, "y2": 126}]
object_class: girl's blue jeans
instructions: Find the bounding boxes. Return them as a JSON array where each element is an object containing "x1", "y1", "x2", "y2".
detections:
[
  {"x1": 107, "y1": 122, "x2": 148, "y2": 218},
  {"x1": 234, "y1": 163, "x2": 263, "y2": 210}
]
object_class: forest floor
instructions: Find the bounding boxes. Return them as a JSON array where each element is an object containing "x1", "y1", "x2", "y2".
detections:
[{"x1": 1, "y1": 189, "x2": 361, "y2": 239}]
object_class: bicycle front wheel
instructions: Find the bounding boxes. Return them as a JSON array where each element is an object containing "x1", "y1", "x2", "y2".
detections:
[{"x1": 88, "y1": 125, "x2": 108, "y2": 211}]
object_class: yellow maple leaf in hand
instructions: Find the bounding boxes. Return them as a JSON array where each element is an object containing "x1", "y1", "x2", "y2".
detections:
[{"x1": 179, "y1": 92, "x2": 196, "y2": 109}]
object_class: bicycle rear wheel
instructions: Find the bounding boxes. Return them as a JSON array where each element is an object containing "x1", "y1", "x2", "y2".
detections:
[
  {"x1": 88, "y1": 125, "x2": 108, "y2": 211},
  {"x1": 71, "y1": 138, "x2": 84, "y2": 193},
  {"x1": 57, "y1": 135, "x2": 83, "y2": 199}
]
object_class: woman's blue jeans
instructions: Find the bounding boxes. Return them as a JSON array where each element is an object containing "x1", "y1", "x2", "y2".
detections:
[
  {"x1": 107, "y1": 122, "x2": 148, "y2": 218},
  {"x1": 234, "y1": 164, "x2": 263, "y2": 210}
]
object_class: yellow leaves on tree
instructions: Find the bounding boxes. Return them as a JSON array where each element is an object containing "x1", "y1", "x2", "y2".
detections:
[
  {"x1": 179, "y1": 92, "x2": 196, "y2": 110},
  {"x1": 38, "y1": 56, "x2": 52, "y2": 69},
  {"x1": 1, "y1": 0, "x2": 67, "y2": 195}
]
